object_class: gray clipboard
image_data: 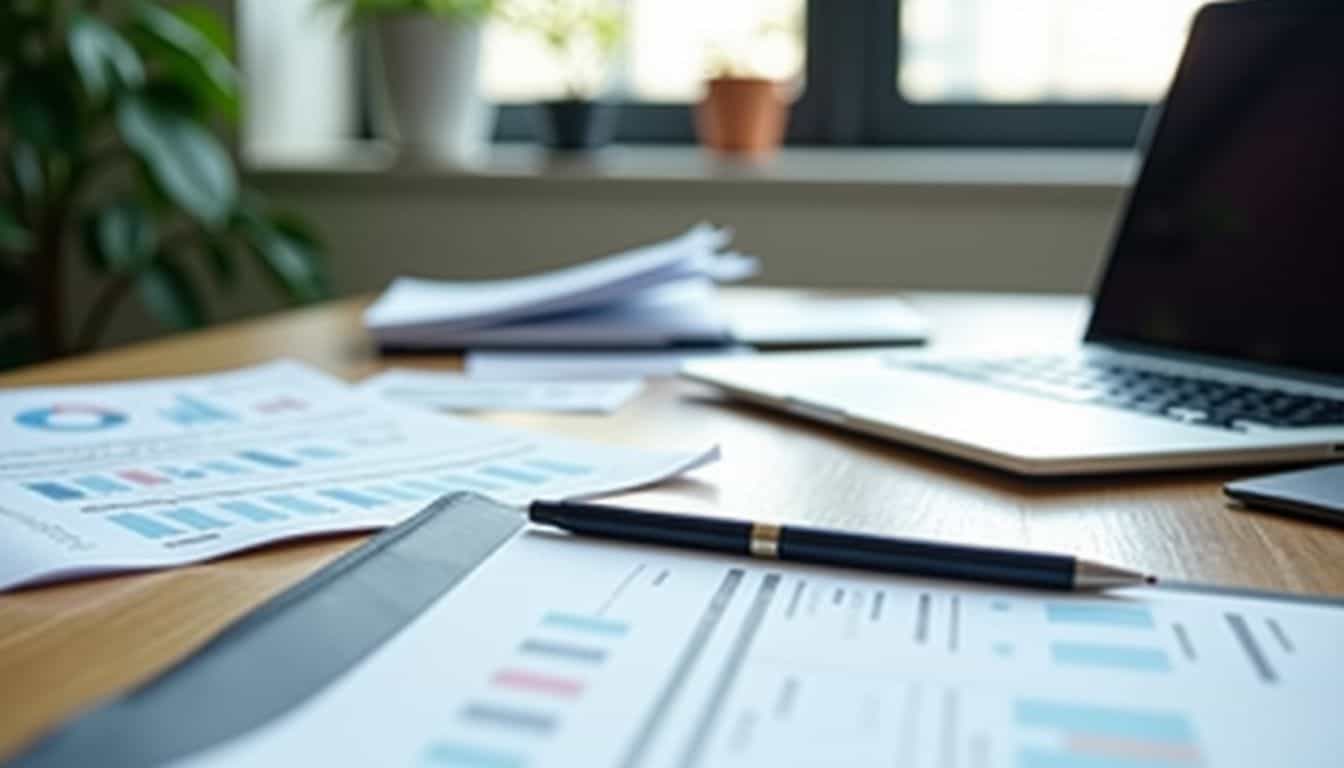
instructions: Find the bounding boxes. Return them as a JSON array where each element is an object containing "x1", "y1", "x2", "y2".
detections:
[
  {"x1": 6, "y1": 492, "x2": 525, "y2": 768},
  {"x1": 7, "y1": 492, "x2": 1343, "y2": 767}
]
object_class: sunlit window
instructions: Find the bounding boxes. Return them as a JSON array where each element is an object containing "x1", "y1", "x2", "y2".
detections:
[{"x1": 900, "y1": 0, "x2": 1207, "y2": 103}]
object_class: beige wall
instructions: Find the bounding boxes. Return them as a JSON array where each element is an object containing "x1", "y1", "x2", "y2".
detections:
[{"x1": 86, "y1": 169, "x2": 1126, "y2": 349}]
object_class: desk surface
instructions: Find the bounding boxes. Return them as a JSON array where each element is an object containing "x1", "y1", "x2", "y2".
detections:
[{"x1": 2, "y1": 289, "x2": 1341, "y2": 760}]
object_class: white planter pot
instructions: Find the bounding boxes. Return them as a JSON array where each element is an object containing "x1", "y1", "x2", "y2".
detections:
[{"x1": 373, "y1": 16, "x2": 494, "y2": 166}]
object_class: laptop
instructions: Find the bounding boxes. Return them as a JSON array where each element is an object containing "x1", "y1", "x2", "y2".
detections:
[{"x1": 684, "y1": 0, "x2": 1344, "y2": 476}]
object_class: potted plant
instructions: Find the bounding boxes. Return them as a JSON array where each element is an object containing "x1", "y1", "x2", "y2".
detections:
[
  {"x1": 336, "y1": 0, "x2": 497, "y2": 165},
  {"x1": 507, "y1": 0, "x2": 625, "y2": 151},
  {"x1": 0, "y1": 1, "x2": 327, "y2": 368},
  {"x1": 696, "y1": 16, "x2": 801, "y2": 160}
]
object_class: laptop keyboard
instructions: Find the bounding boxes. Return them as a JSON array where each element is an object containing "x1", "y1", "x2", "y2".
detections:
[{"x1": 905, "y1": 355, "x2": 1344, "y2": 431}]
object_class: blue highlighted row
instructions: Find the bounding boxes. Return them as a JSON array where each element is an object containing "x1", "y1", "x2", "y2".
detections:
[
  {"x1": 1015, "y1": 697, "x2": 1195, "y2": 744},
  {"x1": 1046, "y1": 602, "x2": 1154, "y2": 629},
  {"x1": 1051, "y1": 643, "x2": 1172, "y2": 673}
]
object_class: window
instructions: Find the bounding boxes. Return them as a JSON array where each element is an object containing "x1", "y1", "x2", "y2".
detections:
[
  {"x1": 238, "y1": 0, "x2": 1213, "y2": 151},
  {"x1": 876, "y1": 0, "x2": 1208, "y2": 146},
  {"x1": 490, "y1": 0, "x2": 809, "y2": 142}
]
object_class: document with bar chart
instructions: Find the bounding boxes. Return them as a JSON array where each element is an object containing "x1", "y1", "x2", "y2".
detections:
[
  {"x1": 179, "y1": 529, "x2": 1344, "y2": 768},
  {"x1": 0, "y1": 361, "x2": 716, "y2": 591}
]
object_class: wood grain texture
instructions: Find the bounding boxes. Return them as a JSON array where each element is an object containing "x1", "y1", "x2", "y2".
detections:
[{"x1": 1, "y1": 289, "x2": 1341, "y2": 760}]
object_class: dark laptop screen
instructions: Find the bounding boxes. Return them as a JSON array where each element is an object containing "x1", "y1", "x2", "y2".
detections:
[{"x1": 1086, "y1": 2, "x2": 1344, "y2": 376}]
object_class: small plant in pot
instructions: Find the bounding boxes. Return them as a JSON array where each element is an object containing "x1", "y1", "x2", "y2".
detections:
[
  {"x1": 507, "y1": 0, "x2": 626, "y2": 151},
  {"x1": 697, "y1": 15, "x2": 801, "y2": 161},
  {"x1": 333, "y1": 0, "x2": 498, "y2": 165}
]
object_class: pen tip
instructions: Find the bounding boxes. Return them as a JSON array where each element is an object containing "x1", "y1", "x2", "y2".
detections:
[{"x1": 1145, "y1": 574, "x2": 1159, "y2": 585}]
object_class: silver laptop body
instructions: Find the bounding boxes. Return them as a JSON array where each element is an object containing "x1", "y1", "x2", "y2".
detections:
[{"x1": 684, "y1": 2, "x2": 1344, "y2": 476}]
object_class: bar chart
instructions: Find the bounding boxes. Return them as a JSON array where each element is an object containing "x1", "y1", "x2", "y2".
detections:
[{"x1": 76, "y1": 449, "x2": 598, "y2": 545}]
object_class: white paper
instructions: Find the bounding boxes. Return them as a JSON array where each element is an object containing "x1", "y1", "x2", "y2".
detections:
[
  {"x1": 360, "y1": 369, "x2": 644, "y2": 414},
  {"x1": 363, "y1": 225, "x2": 756, "y2": 338},
  {"x1": 0, "y1": 362, "x2": 717, "y2": 592},
  {"x1": 179, "y1": 529, "x2": 1344, "y2": 768},
  {"x1": 466, "y1": 346, "x2": 756, "y2": 380}
]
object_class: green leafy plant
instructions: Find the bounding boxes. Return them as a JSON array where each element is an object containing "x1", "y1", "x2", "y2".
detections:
[
  {"x1": 327, "y1": 0, "x2": 496, "y2": 23},
  {"x1": 0, "y1": 0, "x2": 328, "y2": 368},
  {"x1": 505, "y1": 0, "x2": 625, "y2": 99}
]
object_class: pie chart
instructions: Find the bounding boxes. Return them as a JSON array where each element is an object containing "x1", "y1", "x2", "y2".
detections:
[{"x1": 15, "y1": 404, "x2": 130, "y2": 432}]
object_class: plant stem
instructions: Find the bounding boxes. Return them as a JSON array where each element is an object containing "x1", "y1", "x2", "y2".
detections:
[{"x1": 28, "y1": 204, "x2": 68, "y2": 359}]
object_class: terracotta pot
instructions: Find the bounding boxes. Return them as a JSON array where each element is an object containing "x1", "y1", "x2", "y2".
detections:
[{"x1": 695, "y1": 76, "x2": 789, "y2": 159}]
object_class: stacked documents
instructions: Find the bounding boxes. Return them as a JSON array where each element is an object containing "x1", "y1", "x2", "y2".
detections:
[{"x1": 363, "y1": 225, "x2": 758, "y2": 351}]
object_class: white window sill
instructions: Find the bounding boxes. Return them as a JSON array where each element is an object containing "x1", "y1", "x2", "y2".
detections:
[{"x1": 244, "y1": 141, "x2": 1138, "y2": 192}]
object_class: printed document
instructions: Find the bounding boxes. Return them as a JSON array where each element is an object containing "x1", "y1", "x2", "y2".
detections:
[
  {"x1": 0, "y1": 362, "x2": 716, "y2": 591},
  {"x1": 180, "y1": 528, "x2": 1344, "y2": 767}
]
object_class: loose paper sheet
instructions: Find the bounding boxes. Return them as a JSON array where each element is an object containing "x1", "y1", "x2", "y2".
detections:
[
  {"x1": 0, "y1": 361, "x2": 717, "y2": 591},
  {"x1": 466, "y1": 347, "x2": 756, "y2": 380},
  {"x1": 178, "y1": 529, "x2": 1344, "y2": 767},
  {"x1": 360, "y1": 369, "x2": 644, "y2": 414}
]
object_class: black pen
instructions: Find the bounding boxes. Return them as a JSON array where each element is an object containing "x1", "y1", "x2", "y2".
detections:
[{"x1": 528, "y1": 500, "x2": 1156, "y2": 591}]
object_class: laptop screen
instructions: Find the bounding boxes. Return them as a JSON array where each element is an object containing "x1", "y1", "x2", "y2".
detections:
[{"x1": 1086, "y1": 2, "x2": 1344, "y2": 376}]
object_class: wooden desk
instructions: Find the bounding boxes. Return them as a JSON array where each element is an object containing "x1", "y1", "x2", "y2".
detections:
[{"x1": 1, "y1": 290, "x2": 1341, "y2": 760}]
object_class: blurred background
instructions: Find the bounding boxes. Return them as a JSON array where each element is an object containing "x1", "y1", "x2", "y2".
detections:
[{"x1": 1, "y1": 0, "x2": 1210, "y2": 362}]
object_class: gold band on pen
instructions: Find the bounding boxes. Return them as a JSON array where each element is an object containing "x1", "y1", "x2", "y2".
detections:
[{"x1": 749, "y1": 523, "x2": 782, "y2": 558}]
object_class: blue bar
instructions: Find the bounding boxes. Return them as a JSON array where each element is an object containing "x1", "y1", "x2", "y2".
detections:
[
  {"x1": 219, "y1": 501, "x2": 286, "y2": 523},
  {"x1": 161, "y1": 395, "x2": 236, "y2": 425},
  {"x1": 370, "y1": 485, "x2": 419, "y2": 501},
  {"x1": 424, "y1": 743, "x2": 525, "y2": 768},
  {"x1": 160, "y1": 466, "x2": 207, "y2": 480},
  {"x1": 204, "y1": 461, "x2": 249, "y2": 475},
  {"x1": 74, "y1": 475, "x2": 132, "y2": 494},
  {"x1": 238, "y1": 450, "x2": 300, "y2": 469},
  {"x1": 1017, "y1": 748, "x2": 1190, "y2": 768},
  {"x1": 481, "y1": 466, "x2": 547, "y2": 485},
  {"x1": 318, "y1": 488, "x2": 386, "y2": 509},
  {"x1": 25, "y1": 482, "x2": 85, "y2": 502},
  {"x1": 1047, "y1": 603, "x2": 1155, "y2": 629},
  {"x1": 295, "y1": 445, "x2": 345, "y2": 460},
  {"x1": 163, "y1": 507, "x2": 230, "y2": 531},
  {"x1": 1016, "y1": 699, "x2": 1194, "y2": 743},
  {"x1": 440, "y1": 475, "x2": 504, "y2": 491},
  {"x1": 525, "y1": 458, "x2": 593, "y2": 476},
  {"x1": 541, "y1": 612, "x2": 629, "y2": 636},
  {"x1": 267, "y1": 495, "x2": 332, "y2": 515},
  {"x1": 1051, "y1": 643, "x2": 1172, "y2": 673},
  {"x1": 405, "y1": 479, "x2": 452, "y2": 494},
  {"x1": 110, "y1": 513, "x2": 182, "y2": 539}
]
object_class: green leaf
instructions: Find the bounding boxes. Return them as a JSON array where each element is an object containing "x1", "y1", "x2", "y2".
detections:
[
  {"x1": 6, "y1": 68, "x2": 80, "y2": 151},
  {"x1": 0, "y1": 207, "x2": 33, "y2": 253},
  {"x1": 132, "y1": 2, "x2": 239, "y2": 120},
  {"x1": 136, "y1": 260, "x2": 206, "y2": 330},
  {"x1": 68, "y1": 15, "x2": 146, "y2": 102},
  {"x1": 239, "y1": 213, "x2": 328, "y2": 304},
  {"x1": 8, "y1": 142, "x2": 44, "y2": 205},
  {"x1": 82, "y1": 202, "x2": 157, "y2": 273},
  {"x1": 116, "y1": 96, "x2": 237, "y2": 227}
]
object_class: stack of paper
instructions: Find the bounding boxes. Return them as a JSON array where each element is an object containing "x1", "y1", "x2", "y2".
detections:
[{"x1": 363, "y1": 225, "x2": 758, "y2": 351}]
